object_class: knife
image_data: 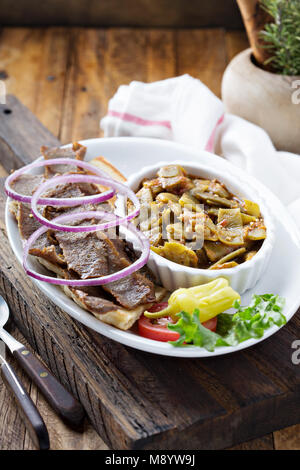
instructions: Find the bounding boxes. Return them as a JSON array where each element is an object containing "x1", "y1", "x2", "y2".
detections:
[
  {"x1": 0, "y1": 340, "x2": 50, "y2": 450},
  {"x1": 0, "y1": 295, "x2": 85, "y2": 429}
]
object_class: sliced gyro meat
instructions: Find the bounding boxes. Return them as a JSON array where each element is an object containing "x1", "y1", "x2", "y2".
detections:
[
  {"x1": 41, "y1": 142, "x2": 87, "y2": 178},
  {"x1": 54, "y1": 230, "x2": 156, "y2": 309}
]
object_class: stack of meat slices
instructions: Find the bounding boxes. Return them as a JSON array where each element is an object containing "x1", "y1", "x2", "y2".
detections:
[{"x1": 9, "y1": 143, "x2": 166, "y2": 330}]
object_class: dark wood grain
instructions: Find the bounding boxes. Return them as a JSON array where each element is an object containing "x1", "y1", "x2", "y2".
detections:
[
  {"x1": 0, "y1": 95, "x2": 60, "y2": 172},
  {"x1": 0, "y1": 323, "x2": 106, "y2": 450},
  {"x1": 0, "y1": 360, "x2": 50, "y2": 450},
  {"x1": 0, "y1": 0, "x2": 243, "y2": 28},
  {"x1": 228, "y1": 433, "x2": 274, "y2": 450},
  {"x1": 176, "y1": 29, "x2": 227, "y2": 97},
  {"x1": 274, "y1": 424, "x2": 300, "y2": 450},
  {"x1": 0, "y1": 95, "x2": 299, "y2": 449},
  {"x1": 14, "y1": 347, "x2": 85, "y2": 430}
]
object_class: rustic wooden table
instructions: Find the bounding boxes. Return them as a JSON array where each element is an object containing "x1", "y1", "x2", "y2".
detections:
[{"x1": 0, "y1": 26, "x2": 299, "y2": 450}]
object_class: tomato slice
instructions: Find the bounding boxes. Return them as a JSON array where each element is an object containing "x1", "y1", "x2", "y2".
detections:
[
  {"x1": 138, "y1": 315, "x2": 179, "y2": 342},
  {"x1": 202, "y1": 316, "x2": 217, "y2": 332},
  {"x1": 147, "y1": 302, "x2": 169, "y2": 313},
  {"x1": 138, "y1": 303, "x2": 218, "y2": 342}
]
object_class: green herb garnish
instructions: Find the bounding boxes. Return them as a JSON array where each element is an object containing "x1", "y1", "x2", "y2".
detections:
[{"x1": 168, "y1": 294, "x2": 286, "y2": 352}]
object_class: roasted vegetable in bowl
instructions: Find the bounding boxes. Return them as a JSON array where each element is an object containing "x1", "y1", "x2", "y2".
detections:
[{"x1": 133, "y1": 165, "x2": 266, "y2": 269}]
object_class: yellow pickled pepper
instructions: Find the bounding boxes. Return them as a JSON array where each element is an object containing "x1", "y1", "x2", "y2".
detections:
[{"x1": 144, "y1": 278, "x2": 240, "y2": 323}]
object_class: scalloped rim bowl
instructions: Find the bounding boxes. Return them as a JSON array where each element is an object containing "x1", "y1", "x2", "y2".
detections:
[{"x1": 126, "y1": 160, "x2": 276, "y2": 293}]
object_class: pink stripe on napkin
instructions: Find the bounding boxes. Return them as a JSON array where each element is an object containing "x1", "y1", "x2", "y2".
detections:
[
  {"x1": 108, "y1": 110, "x2": 172, "y2": 129},
  {"x1": 205, "y1": 114, "x2": 224, "y2": 152},
  {"x1": 109, "y1": 109, "x2": 223, "y2": 153}
]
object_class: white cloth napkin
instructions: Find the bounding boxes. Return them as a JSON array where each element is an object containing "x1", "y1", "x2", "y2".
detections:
[{"x1": 100, "y1": 74, "x2": 300, "y2": 228}]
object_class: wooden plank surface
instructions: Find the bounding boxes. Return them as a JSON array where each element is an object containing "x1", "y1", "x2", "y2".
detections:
[
  {"x1": 0, "y1": 26, "x2": 299, "y2": 450},
  {"x1": 0, "y1": 325, "x2": 107, "y2": 450},
  {"x1": 0, "y1": 0, "x2": 243, "y2": 28},
  {"x1": 176, "y1": 29, "x2": 227, "y2": 97}
]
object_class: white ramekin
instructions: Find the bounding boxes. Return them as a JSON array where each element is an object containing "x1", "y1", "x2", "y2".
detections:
[{"x1": 126, "y1": 160, "x2": 275, "y2": 294}]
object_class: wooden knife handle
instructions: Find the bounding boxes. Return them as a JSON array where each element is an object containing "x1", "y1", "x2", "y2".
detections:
[
  {"x1": 14, "y1": 347, "x2": 85, "y2": 430},
  {"x1": 1, "y1": 361, "x2": 49, "y2": 450}
]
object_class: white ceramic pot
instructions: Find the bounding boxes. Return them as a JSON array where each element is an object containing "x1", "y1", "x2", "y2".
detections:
[{"x1": 222, "y1": 48, "x2": 300, "y2": 153}]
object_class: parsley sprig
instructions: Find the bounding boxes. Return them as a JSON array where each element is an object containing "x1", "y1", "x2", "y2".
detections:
[{"x1": 168, "y1": 294, "x2": 286, "y2": 352}]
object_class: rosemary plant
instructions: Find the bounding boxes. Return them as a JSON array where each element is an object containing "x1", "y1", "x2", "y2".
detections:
[{"x1": 260, "y1": 0, "x2": 300, "y2": 75}]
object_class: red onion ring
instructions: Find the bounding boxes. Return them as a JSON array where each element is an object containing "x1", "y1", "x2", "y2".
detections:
[
  {"x1": 23, "y1": 210, "x2": 150, "y2": 286},
  {"x1": 5, "y1": 157, "x2": 113, "y2": 204},
  {"x1": 7, "y1": 154, "x2": 149, "y2": 286},
  {"x1": 29, "y1": 173, "x2": 115, "y2": 206},
  {"x1": 31, "y1": 173, "x2": 139, "y2": 232},
  {"x1": 5, "y1": 158, "x2": 139, "y2": 215}
]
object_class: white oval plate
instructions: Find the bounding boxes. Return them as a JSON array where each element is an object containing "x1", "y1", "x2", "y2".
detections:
[{"x1": 5, "y1": 137, "x2": 300, "y2": 357}]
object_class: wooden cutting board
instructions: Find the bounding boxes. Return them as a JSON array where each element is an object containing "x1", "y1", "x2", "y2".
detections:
[{"x1": 0, "y1": 95, "x2": 299, "y2": 450}]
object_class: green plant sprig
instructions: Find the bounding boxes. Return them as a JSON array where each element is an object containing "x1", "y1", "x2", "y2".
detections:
[{"x1": 260, "y1": 0, "x2": 300, "y2": 75}]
